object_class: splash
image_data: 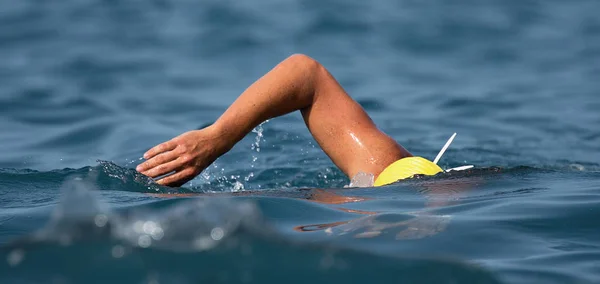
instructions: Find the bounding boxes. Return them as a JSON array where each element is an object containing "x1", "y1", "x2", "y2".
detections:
[
  {"x1": 347, "y1": 172, "x2": 374, "y2": 188},
  {"x1": 187, "y1": 120, "x2": 271, "y2": 192},
  {"x1": 250, "y1": 121, "x2": 268, "y2": 155},
  {"x1": 244, "y1": 120, "x2": 269, "y2": 187},
  {"x1": 96, "y1": 160, "x2": 186, "y2": 193}
]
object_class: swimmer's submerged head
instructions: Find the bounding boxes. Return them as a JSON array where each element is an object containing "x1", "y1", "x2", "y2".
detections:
[
  {"x1": 374, "y1": 133, "x2": 462, "y2": 186},
  {"x1": 374, "y1": 156, "x2": 443, "y2": 186}
]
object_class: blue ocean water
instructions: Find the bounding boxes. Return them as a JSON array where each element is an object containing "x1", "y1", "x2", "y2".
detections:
[{"x1": 1, "y1": 0, "x2": 600, "y2": 283}]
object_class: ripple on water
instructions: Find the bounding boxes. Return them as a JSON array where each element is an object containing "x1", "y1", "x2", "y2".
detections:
[{"x1": 1, "y1": 0, "x2": 600, "y2": 283}]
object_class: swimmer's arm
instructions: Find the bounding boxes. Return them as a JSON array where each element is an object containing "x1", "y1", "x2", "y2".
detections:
[{"x1": 137, "y1": 54, "x2": 410, "y2": 186}]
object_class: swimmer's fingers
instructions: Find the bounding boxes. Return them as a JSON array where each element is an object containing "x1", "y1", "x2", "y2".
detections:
[
  {"x1": 141, "y1": 157, "x2": 182, "y2": 178},
  {"x1": 155, "y1": 168, "x2": 197, "y2": 187},
  {"x1": 143, "y1": 140, "x2": 177, "y2": 160},
  {"x1": 137, "y1": 149, "x2": 179, "y2": 173}
]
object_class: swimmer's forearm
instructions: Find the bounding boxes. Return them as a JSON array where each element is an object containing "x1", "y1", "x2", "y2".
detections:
[
  {"x1": 138, "y1": 54, "x2": 326, "y2": 186},
  {"x1": 212, "y1": 54, "x2": 319, "y2": 148}
]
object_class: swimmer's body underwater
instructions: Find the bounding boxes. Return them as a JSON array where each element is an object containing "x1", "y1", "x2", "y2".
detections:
[{"x1": 136, "y1": 54, "x2": 446, "y2": 187}]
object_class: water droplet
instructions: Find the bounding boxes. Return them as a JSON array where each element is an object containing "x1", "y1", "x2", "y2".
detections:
[
  {"x1": 151, "y1": 227, "x2": 164, "y2": 241},
  {"x1": 211, "y1": 227, "x2": 224, "y2": 241},
  {"x1": 143, "y1": 221, "x2": 157, "y2": 234},
  {"x1": 233, "y1": 181, "x2": 244, "y2": 192},
  {"x1": 94, "y1": 214, "x2": 108, "y2": 227},
  {"x1": 138, "y1": 235, "x2": 152, "y2": 248}
]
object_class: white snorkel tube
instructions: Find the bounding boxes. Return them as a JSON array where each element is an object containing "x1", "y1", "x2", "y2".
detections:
[{"x1": 434, "y1": 132, "x2": 474, "y2": 172}]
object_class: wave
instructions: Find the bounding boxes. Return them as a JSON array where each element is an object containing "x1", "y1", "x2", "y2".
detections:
[
  {"x1": 2, "y1": 161, "x2": 600, "y2": 283},
  {"x1": 0, "y1": 174, "x2": 503, "y2": 284},
  {"x1": 1, "y1": 161, "x2": 597, "y2": 194}
]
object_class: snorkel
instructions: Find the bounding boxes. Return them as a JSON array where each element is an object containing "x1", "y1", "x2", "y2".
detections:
[{"x1": 374, "y1": 133, "x2": 473, "y2": 186}]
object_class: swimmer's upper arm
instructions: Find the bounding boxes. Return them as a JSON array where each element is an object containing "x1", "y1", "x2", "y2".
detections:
[
  {"x1": 215, "y1": 54, "x2": 410, "y2": 179},
  {"x1": 295, "y1": 55, "x2": 411, "y2": 178}
]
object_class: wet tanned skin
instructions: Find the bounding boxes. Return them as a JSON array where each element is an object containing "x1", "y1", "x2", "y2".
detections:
[{"x1": 136, "y1": 54, "x2": 410, "y2": 187}]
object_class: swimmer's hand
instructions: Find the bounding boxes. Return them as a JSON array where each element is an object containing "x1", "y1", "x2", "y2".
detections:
[{"x1": 136, "y1": 125, "x2": 229, "y2": 187}]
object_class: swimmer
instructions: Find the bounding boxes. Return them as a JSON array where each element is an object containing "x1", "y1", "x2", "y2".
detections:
[{"x1": 136, "y1": 54, "x2": 444, "y2": 187}]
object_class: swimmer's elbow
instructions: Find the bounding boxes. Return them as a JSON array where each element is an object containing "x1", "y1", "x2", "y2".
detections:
[{"x1": 284, "y1": 54, "x2": 322, "y2": 74}]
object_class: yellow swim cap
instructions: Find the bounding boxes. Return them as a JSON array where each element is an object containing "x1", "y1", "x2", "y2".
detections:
[{"x1": 374, "y1": 156, "x2": 443, "y2": 186}]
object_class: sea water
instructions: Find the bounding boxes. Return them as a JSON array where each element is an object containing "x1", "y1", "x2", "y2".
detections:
[{"x1": 1, "y1": 0, "x2": 599, "y2": 283}]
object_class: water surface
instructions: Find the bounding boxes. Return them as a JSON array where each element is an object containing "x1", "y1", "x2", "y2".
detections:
[{"x1": 1, "y1": 0, "x2": 599, "y2": 283}]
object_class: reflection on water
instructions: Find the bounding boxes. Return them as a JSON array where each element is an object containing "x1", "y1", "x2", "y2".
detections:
[{"x1": 296, "y1": 176, "x2": 474, "y2": 240}]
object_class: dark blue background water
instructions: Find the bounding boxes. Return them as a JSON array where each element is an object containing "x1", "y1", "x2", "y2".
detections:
[{"x1": 1, "y1": 0, "x2": 599, "y2": 283}]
